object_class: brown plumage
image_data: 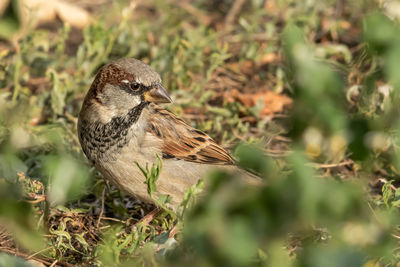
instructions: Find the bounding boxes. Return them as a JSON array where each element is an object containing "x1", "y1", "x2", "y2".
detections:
[
  {"x1": 78, "y1": 58, "x2": 260, "y2": 210},
  {"x1": 147, "y1": 106, "x2": 235, "y2": 164}
]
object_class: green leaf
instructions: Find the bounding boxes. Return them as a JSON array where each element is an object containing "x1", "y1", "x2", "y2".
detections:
[
  {"x1": 0, "y1": 0, "x2": 21, "y2": 39},
  {"x1": 382, "y1": 180, "x2": 394, "y2": 208}
]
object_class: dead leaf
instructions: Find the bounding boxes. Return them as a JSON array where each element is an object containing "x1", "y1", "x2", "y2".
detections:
[
  {"x1": 261, "y1": 53, "x2": 277, "y2": 65},
  {"x1": 0, "y1": 0, "x2": 9, "y2": 15},
  {"x1": 340, "y1": 21, "x2": 351, "y2": 30},
  {"x1": 264, "y1": 0, "x2": 276, "y2": 12},
  {"x1": 1, "y1": 0, "x2": 91, "y2": 40},
  {"x1": 227, "y1": 89, "x2": 292, "y2": 117},
  {"x1": 21, "y1": 0, "x2": 58, "y2": 24},
  {"x1": 203, "y1": 46, "x2": 212, "y2": 56},
  {"x1": 55, "y1": 1, "x2": 91, "y2": 29},
  {"x1": 240, "y1": 60, "x2": 256, "y2": 76},
  {"x1": 26, "y1": 259, "x2": 46, "y2": 267},
  {"x1": 384, "y1": 0, "x2": 400, "y2": 21}
]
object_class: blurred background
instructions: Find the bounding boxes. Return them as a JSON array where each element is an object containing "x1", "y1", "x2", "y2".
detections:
[{"x1": 1, "y1": 0, "x2": 400, "y2": 266}]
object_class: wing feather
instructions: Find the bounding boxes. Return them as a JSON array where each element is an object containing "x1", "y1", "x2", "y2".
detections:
[{"x1": 146, "y1": 105, "x2": 235, "y2": 165}]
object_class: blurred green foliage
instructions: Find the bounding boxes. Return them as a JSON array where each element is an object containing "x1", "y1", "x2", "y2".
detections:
[
  {"x1": 0, "y1": 0, "x2": 20, "y2": 39},
  {"x1": 1, "y1": 0, "x2": 400, "y2": 266}
]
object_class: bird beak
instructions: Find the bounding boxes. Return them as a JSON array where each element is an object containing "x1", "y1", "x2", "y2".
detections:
[{"x1": 144, "y1": 84, "x2": 172, "y2": 103}]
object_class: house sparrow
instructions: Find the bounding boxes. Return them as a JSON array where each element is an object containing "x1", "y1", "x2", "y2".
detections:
[{"x1": 78, "y1": 58, "x2": 259, "y2": 210}]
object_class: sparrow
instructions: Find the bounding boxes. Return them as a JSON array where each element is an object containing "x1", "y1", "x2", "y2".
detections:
[{"x1": 78, "y1": 58, "x2": 259, "y2": 210}]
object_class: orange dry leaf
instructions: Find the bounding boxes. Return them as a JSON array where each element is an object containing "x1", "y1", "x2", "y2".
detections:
[
  {"x1": 321, "y1": 18, "x2": 332, "y2": 32},
  {"x1": 340, "y1": 21, "x2": 351, "y2": 30},
  {"x1": 240, "y1": 60, "x2": 256, "y2": 76},
  {"x1": 264, "y1": 0, "x2": 276, "y2": 12},
  {"x1": 55, "y1": 1, "x2": 91, "y2": 29},
  {"x1": 227, "y1": 89, "x2": 292, "y2": 117},
  {"x1": 261, "y1": 53, "x2": 277, "y2": 64}
]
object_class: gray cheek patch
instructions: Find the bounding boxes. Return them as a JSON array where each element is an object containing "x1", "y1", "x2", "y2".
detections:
[{"x1": 102, "y1": 83, "x2": 141, "y2": 107}]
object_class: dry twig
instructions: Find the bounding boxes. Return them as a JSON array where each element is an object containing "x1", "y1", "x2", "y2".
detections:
[
  {"x1": 224, "y1": 0, "x2": 247, "y2": 30},
  {"x1": 307, "y1": 160, "x2": 354, "y2": 169},
  {"x1": 96, "y1": 186, "x2": 106, "y2": 228}
]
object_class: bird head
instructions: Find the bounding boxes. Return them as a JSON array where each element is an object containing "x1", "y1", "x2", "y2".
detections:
[{"x1": 82, "y1": 58, "x2": 172, "y2": 121}]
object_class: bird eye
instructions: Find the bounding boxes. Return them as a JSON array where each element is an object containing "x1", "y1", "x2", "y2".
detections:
[{"x1": 130, "y1": 82, "x2": 140, "y2": 90}]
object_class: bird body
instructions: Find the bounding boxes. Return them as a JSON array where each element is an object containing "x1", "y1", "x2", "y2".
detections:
[{"x1": 78, "y1": 58, "x2": 259, "y2": 209}]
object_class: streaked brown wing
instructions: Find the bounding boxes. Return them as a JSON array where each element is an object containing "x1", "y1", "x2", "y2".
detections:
[{"x1": 146, "y1": 105, "x2": 235, "y2": 165}]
